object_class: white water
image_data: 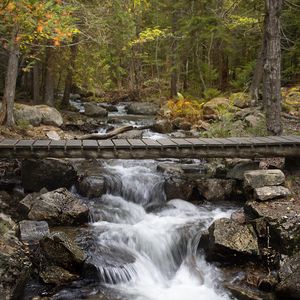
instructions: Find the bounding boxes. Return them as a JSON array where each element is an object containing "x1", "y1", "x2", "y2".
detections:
[{"x1": 89, "y1": 160, "x2": 235, "y2": 300}]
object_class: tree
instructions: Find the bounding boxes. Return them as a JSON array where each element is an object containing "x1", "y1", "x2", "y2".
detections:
[{"x1": 263, "y1": 0, "x2": 283, "y2": 135}]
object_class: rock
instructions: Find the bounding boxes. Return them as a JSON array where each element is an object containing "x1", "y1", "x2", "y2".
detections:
[
  {"x1": 244, "y1": 170, "x2": 285, "y2": 189},
  {"x1": 231, "y1": 209, "x2": 247, "y2": 225},
  {"x1": 19, "y1": 220, "x2": 50, "y2": 242},
  {"x1": 21, "y1": 159, "x2": 77, "y2": 192},
  {"x1": 127, "y1": 102, "x2": 159, "y2": 115},
  {"x1": 254, "y1": 186, "x2": 291, "y2": 201},
  {"x1": 117, "y1": 129, "x2": 143, "y2": 139},
  {"x1": 245, "y1": 199, "x2": 300, "y2": 254},
  {"x1": 230, "y1": 92, "x2": 251, "y2": 109},
  {"x1": 152, "y1": 119, "x2": 173, "y2": 133},
  {"x1": 14, "y1": 103, "x2": 42, "y2": 126},
  {"x1": 203, "y1": 97, "x2": 230, "y2": 119},
  {"x1": 77, "y1": 175, "x2": 106, "y2": 198},
  {"x1": 46, "y1": 130, "x2": 60, "y2": 140},
  {"x1": 69, "y1": 93, "x2": 81, "y2": 100},
  {"x1": 36, "y1": 105, "x2": 64, "y2": 127},
  {"x1": 196, "y1": 179, "x2": 236, "y2": 201},
  {"x1": 157, "y1": 163, "x2": 184, "y2": 174},
  {"x1": 206, "y1": 218, "x2": 259, "y2": 262},
  {"x1": 0, "y1": 214, "x2": 31, "y2": 300},
  {"x1": 276, "y1": 251, "x2": 300, "y2": 299},
  {"x1": 164, "y1": 175, "x2": 195, "y2": 201},
  {"x1": 20, "y1": 188, "x2": 89, "y2": 226},
  {"x1": 40, "y1": 265, "x2": 79, "y2": 285},
  {"x1": 39, "y1": 232, "x2": 86, "y2": 271},
  {"x1": 84, "y1": 103, "x2": 108, "y2": 118},
  {"x1": 227, "y1": 161, "x2": 260, "y2": 180},
  {"x1": 245, "y1": 115, "x2": 263, "y2": 128}
]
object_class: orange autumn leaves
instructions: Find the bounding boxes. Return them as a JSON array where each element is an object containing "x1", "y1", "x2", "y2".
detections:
[{"x1": 0, "y1": 0, "x2": 77, "y2": 47}]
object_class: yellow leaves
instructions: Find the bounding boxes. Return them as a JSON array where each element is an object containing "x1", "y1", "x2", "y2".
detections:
[
  {"x1": 37, "y1": 24, "x2": 43, "y2": 33},
  {"x1": 6, "y1": 3, "x2": 16, "y2": 12}
]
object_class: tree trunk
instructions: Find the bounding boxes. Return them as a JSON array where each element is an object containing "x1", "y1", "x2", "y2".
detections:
[
  {"x1": 32, "y1": 62, "x2": 40, "y2": 104},
  {"x1": 263, "y1": 0, "x2": 283, "y2": 135},
  {"x1": 62, "y1": 37, "x2": 79, "y2": 108},
  {"x1": 170, "y1": 9, "x2": 178, "y2": 98},
  {"x1": 0, "y1": 28, "x2": 20, "y2": 127},
  {"x1": 43, "y1": 46, "x2": 55, "y2": 106}
]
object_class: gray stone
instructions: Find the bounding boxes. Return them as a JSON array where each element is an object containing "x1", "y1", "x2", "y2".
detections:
[
  {"x1": 20, "y1": 188, "x2": 89, "y2": 226},
  {"x1": 197, "y1": 179, "x2": 236, "y2": 201},
  {"x1": 40, "y1": 265, "x2": 79, "y2": 285},
  {"x1": 254, "y1": 186, "x2": 291, "y2": 201},
  {"x1": 21, "y1": 158, "x2": 77, "y2": 192},
  {"x1": 206, "y1": 218, "x2": 259, "y2": 262},
  {"x1": 245, "y1": 115, "x2": 262, "y2": 128},
  {"x1": 77, "y1": 175, "x2": 106, "y2": 198},
  {"x1": 227, "y1": 161, "x2": 260, "y2": 180},
  {"x1": 14, "y1": 104, "x2": 42, "y2": 126},
  {"x1": 152, "y1": 119, "x2": 173, "y2": 133},
  {"x1": 19, "y1": 220, "x2": 50, "y2": 242},
  {"x1": 127, "y1": 102, "x2": 159, "y2": 115},
  {"x1": 244, "y1": 170, "x2": 285, "y2": 189},
  {"x1": 36, "y1": 105, "x2": 64, "y2": 127},
  {"x1": 164, "y1": 175, "x2": 195, "y2": 201},
  {"x1": 84, "y1": 103, "x2": 108, "y2": 117}
]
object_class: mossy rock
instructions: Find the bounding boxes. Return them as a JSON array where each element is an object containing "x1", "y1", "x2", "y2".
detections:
[{"x1": 230, "y1": 92, "x2": 251, "y2": 109}]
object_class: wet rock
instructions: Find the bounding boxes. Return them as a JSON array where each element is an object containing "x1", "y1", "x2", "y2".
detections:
[
  {"x1": 21, "y1": 159, "x2": 77, "y2": 192},
  {"x1": 20, "y1": 188, "x2": 89, "y2": 226},
  {"x1": 39, "y1": 232, "x2": 86, "y2": 271},
  {"x1": 152, "y1": 119, "x2": 173, "y2": 133},
  {"x1": 196, "y1": 179, "x2": 236, "y2": 202},
  {"x1": 77, "y1": 175, "x2": 106, "y2": 198},
  {"x1": 231, "y1": 209, "x2": 247, "y2": 225},
  {"x1": 0, "y1": 214, "x2": 31, "y2": 300},
  {"x1": 244, "y1": 170, "x2": 285, "y2": 189},
  {"x1": 227, "y1": 161, "x2": 260, "y2": 180},
  {"x1": 276, "y1": 251, "x2": 300, "y2": 299},
  {"x1": 254, "y1": 186, "x2": 291, "y2": 201},
  {"x1": 40, "y1": 266, "x2": 79, "y2": 285},
  {"x1": 245, "y1": 199, "x2": 300, "y2": 254},
  {"x1": 206, "y1": 218, "x2": 259, "y2": 262},
  {"x1": 157, "y1": 163, "x2": 184, "y2": 174},
  {"x1": 19, "y1": 220, "x2": 50, "y2": 242},
  {"x1": 164, "y1": 175, "x2": 195, "y2": 201},
  {"x1": 84, "y1": 103, "x2": 108, "y2": 118},
  {"x1": 127, "y1": 102, "x2": 159, "y2": 115}
]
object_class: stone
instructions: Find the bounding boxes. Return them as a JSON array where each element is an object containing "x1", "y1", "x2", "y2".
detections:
[
  {"x1": 244, "y1": 170, "x2": 285, "y2": 189},
  {"x1": 231, "y1": 209, "x2": 247, "y2": 225},
  {"x1": 19, "y1": 220, "x2": 50, "y2": 242},
  {"x1": 14, "y1": 103, "x2": 42, "y2": 126},
  {"x1": 84, "y1": 103, "x2": 108, "y2": 118},
  {"x1": 245, "y1": 199, "x2": 300, "y2": 254},
  {"x1": 77, "y1": 175, "x2": 106, "y2": 198},
  {"x1": 157, "y1": 163, "x2": 184, "y2": 174},
  {"x1": 0, "y1": 214, "x2": 31, "y2": 300},
  {"x1": 230, "y1": 92, "x2": 251, "y2": 109},
  {"x1": 46, "y1": 130, "x2": 60, "y2": 140},
  {"x1": 197, "y1": 179, "x2": 236, "y2": 201},
  {"x1": 40, "y1": 265, "x2": 79, "y2": 285},
  {"x1": 126, "y1": 102, "x2": 159, "y2": 115},
  {"x1": 178, "y1": 121, "x2": 192, "y2": 131},
  {"x1": 36, "y1": 105, "x2": 64, "y2": 127},
  {"x1": 164, "y1": 175, "x2": 195, "y2": 201},
  {"x1": 245, "y1": 115, "x2": 263, "y2": 128},
  {"x1": 227, "y1": 161, "x2": 260, "y2": 180},
  {"x1": 20, "y1": 188, "x2": 89, "y2": 226},
  {"x1": 254, "y1": 186, "x2": 291, "y2": 201},
  {"x1": 206, "y1": 218, "x2": 259, "y2": 262},
  {"x1": 39, "y1": 232, "x2": 86, "y2": 271},
  {"x1": 117, "y1": 129, "x2": 143, "y2": 139},
  {"x1": 276, "y1": 251, "x2": 300, "y2": 299},
  {"x1": 152, "y1": 119, "x2": 173, "y2": 133},
  {"x1": 21, "y1": 158, "x2": 77, "y2": 192},
  {"x1": 203, "y1": 97, "x2": 230, "y2": 119}
]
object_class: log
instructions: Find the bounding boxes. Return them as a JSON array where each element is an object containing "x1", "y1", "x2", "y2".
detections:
[{"x1": 76, "y1": 125, "x2": 134, "y2": 140}]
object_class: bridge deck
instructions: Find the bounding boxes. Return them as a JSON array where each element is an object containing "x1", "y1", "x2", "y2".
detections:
[{"x1": 0, "y1": 136, "x2": 299, "y2": 159}]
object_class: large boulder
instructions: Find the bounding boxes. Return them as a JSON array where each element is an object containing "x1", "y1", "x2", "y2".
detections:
[
  {"x1": 127, "y1": 102, "x2": 159, "y2": 115},
  {"x1": 76, "y1": 175, "x2": 106, "y2": 199},
  {"x1": 19, "y1": 220, "x2": 50, "y2": 243},
  {"x1": 244, "y1": 170, "x2": 285, "y2": 189},
  {"x1": 19, "y1": 188, "x2": 89, "y2": 226},
  {"x1": 84, "y1": 103, "x2": 108, "y2": 118},
  {"x1": 197, "y1": 179, "x2": 236, "y2": 202},
  {"x1": 203, "y1": 97, "x2": 230, "y2": 119},
  {"x1": 245, "y1": 199, "x2": 300, "y2": 254},
  {"x1": 227, "y1": 161, "x2": 260, "y2": 180},
  {"x1": 21, "y1": 159, "x2": 77, "y2": 192},
  {"x1": 0, "y1": 214, "x2": 31, "y2": 300},
  {"x1": 276, "y1": 251, "x2": 300, "y2": 299},
  {"x1": 36, "y1": 105, "x2": 64, "y2": 127},
  {"x1": 254, "y1": 186, "x2": 291, "y2": 201},
  {"x1": 205, "y1": 218, "x2": 259, "y2": 262}
]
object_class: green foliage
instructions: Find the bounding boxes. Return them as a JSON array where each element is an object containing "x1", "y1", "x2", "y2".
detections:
[{"x1": 203, "y1": 88, "x2": 221, "y2": 100}]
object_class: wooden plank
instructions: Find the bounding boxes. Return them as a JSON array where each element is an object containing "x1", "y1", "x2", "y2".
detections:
[
  {"x1": 98, "y1": 140, "x2": 114, "y2": 148},
  {"x1": 142, "y1": 139, "x2": 162, "y2": 148},
  {"x1": 198, "y1": 138, "x2": 224, "y2": 146},
  {"x1": 82, "y1": 140, "x2": 99, "y2": 148},
  {"x1": 113, "y1": 139, "x2": 131, "y2": 149},
  {"x1": 253, "y1": 137, "x2": 283, "y2": 145},
  {"x1": 227, "y1": 137, "x2": 254, "y2": 145},
  {"x1": 49, "y1": 140, "x2": 67, "y2": 148},
  {"x1": 171, "y1": 139, "x2": 192, "y2": 147},
  {"x1": 15, "y1": 140, "x2": 35, "y2": 148},
  {"x1": 157, "y1": 138, "x2": 178, "y2": 147},
  {"x1": 33, "y1": 140, "x2": 51, "y2": 148},
  {"x1": 217, "y1": 138, "x2": 239, "y2": 146},
  {"x1": 128, "y1": 139, "x2": 147, "y2": 148},
  {"x1": 279, "y1": 136, "x2": 300, "y2": 144},
  {"x1": 0, "y1": 139, "x2": 18, "y2": 148},
  {"x1": 184, "y1": 138, "x2": 207, "y2": 146},
  {"x1": 66, "y1": 140, "x2": 82, "y2": 148}
]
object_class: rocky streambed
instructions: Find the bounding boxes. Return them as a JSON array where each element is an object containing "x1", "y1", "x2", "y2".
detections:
[{"x1": 0, "y1": 155, "x2": 299, "y2": 300}]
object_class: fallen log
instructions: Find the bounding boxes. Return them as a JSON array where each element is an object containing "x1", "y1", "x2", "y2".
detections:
[{"x1": 75, "y1": 125, "x2": 133, "y2": 140}]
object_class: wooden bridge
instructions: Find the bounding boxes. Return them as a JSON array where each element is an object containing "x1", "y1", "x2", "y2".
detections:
[{"x1": 0, "y1": 136, "x2": 299, "y2": 159}]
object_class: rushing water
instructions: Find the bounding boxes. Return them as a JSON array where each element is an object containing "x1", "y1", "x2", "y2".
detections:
[{"x1": 84, "y1": 160, "x2": 235, "y2": 300}]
